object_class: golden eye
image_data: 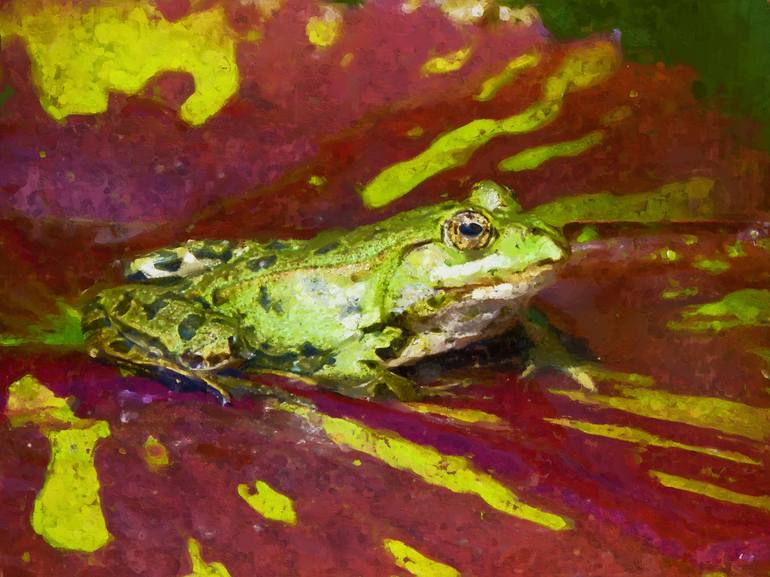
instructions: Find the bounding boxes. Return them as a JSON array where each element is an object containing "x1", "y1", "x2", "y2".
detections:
[{"x1": 443, "y1": 210, "x2": 493, "y2": 250}]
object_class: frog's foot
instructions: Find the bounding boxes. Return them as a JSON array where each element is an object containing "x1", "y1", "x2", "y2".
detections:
[
  {"x1": 522, "y1": 313, "x2": 597, "y2": 392},
  {"x1": 522, "y1": 360, "x2": 597, "y2": 391},
  {"x1": 327, "y1": 369, "x2": 422, "y2": 401}
]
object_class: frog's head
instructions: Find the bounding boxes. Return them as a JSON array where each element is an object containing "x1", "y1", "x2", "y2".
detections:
[{"x1": 383, "y1": 181, "x2": 570, "y2": 317}]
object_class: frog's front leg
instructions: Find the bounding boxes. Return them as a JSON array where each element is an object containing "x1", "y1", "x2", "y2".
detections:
[
  {"x1": 315, "y1": 327, "x2": 420, "y2": 401},
  {"x1": 522, "y1": 308, "x2": 597, "y2": 391}
]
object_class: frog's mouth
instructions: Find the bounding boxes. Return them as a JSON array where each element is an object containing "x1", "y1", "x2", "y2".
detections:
[{"x1": 442, "y1": 261, "x2": 561, "y2": 301}]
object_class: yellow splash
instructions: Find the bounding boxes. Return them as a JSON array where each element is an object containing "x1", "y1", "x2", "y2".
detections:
[
  {"x1": 306, "y1": 5, "x2": 343, "y2": 48},
  {"x1": 384, "y1": 539, "x2": 460, "y2": 577},
  {"x1": 361, "y1": 41, "x2": 619, "y2": 208},
  {"x1": 406, "y1": 402, "x2": 503, "y2": 425},
  {"x1": 550, "y1": 385, "x2": 770, "y2": 442},
  {"x1": 238, "y1": 480, "x2": 297, "y2": 524},
  {"x1": 475, "y1": 51, "x2": 541, "y2": 101},
  {"x1": 143, "y1": 435, "x2": 170, "y2": 470},
  {"x1": 421, "y1": 47, "x2": 472, "y2": 75},
  {"x1": 668, "y1": 289, "x2": 770, "y2": 332},
  {"x1": 650, "y1": 471, "x2": 770, "y2": 513},
  {"x1": 287, "y1": 406, "x2": 571, "y2": 530},
  {"x1": 692, "y1": 257, "x2": 730, "y2": 275},
  {"x1": 545, "y1": 418, "x2": 760, "y2": 465},
  {"x1": 6, "y1": 375, "x2": 112, "y2": 553},
  {"x1": 0, "y1": 2, "x2": 239, "y2": 125},
  {"x1": 531, "y1": 177, "x2": 715, "y2": 227},
  {"x1": 32, "y1": 424, "x2": 112, "y2": 553},
  {"x1": 184, "y1": 538, "x2": 233, "y2": 577},
  {"x1": 498, "y1": 130, "x2": 604, "y2": 172}
]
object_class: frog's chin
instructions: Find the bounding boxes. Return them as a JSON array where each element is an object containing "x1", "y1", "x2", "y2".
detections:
[{"x1": 386, "y1": 263, "x2": 561, "y2": 367}]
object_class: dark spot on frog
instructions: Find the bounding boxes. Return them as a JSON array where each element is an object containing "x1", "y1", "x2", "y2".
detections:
[
  {"x1": 258, "y1": 286, "x2": 271, "y2": 311},
  {"x1": 107, "y1": 338, "x2": 133, "y2": 354},
  {"x1": 257, "y1": 287, "x2": 283, "y2": 313},
  {"x1": 314, "y1": 241, "x2": 339, "y2": 255},
  {"x1": 192, "y1": 243, "x2": 233, "y2": 262},
  {"x1": 267, "y1": 240, "x2": 288, "y2": 250},
  {"x1": 301, "y1": 342, "x2": 321, "y2": 357},
  {"x1": 114, "y1": 292, "x2": 134, "y2": 317},
  {"x1": 180, "y1": 351, "x2": 205, "y2": 369},
  {"x1": 246, "y1": 254, "x2": 277, "y2": 271},
  {"x1": 153, "y1": 250, "x2": 183, "y2": 272},
  {"x1": 178, "y1": 313, "x2": 205, "y2": 341},
  {"x1": 143, "y1": 298, "x2": 170, "y2": 320}
]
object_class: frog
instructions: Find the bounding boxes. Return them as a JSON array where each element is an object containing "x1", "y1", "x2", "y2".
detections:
[{"x1": 82, "y1": 181, "x2": 590, "y2": 403}]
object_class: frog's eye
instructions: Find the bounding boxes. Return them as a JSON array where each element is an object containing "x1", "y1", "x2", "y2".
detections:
[{"x1": 443, "y1": 210, "x2": 493, "y2": 250}]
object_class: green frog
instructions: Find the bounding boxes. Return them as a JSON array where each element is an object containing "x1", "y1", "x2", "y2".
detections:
[{"x1": 83, "y1": 181, "x2": 586, "y2": 403}]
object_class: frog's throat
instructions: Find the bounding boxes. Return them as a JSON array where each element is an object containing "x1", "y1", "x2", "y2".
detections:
[{"x1": 386, "y1": 263, "x2": 560, "y2": 367}]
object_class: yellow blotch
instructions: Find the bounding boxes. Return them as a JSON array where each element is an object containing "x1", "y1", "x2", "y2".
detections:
[
  {"x1": 546, "y1": 418, "x2": 760, "y2": 465},
  {"x1": 543, "y1": 41, "x2": 621, "y2": 101},
  {"x1": 307, "y1": 175, "x2": 327, "y2": 187},
  {"x1": 438, "y1": 0, "x2": 491, "y2": 23},
  {"x1": 531, "y1": 177, "x2": 715, "y2": 227},
  {"x1": 475, "y1": 51, "x2": 541, "y2": 102},
  {"x1": 668, "y1": 289, "x2": 770, "y2": 333},
  {"x1": 184, "y1": 538, "x2": 233, "y2": 577},
  {"x1": 306, "y1": 5, "x2": 343, "y2": 48},
  {"x1": 286, "y1": 406, "x2": 572, "y2": 530},
  {"x1": 143, "y1": 435, "x2": 170, "y2": 470},
  {"x1": 551, "y1": 385, "x2": 770, "y2": 442},
  {"x1": 650, "y1": 470, "x2": 770, "y2": 513},
  {"x1": 340, "y1": 52, "x2": 354, "y2": 67},
  {"x1": 421, "y1": 47, "x2": 472, "y2": 76},
  {"x1": 238, "y1": 480, "x2": 297, "y2": 525},
  {"x1": 498, "y1": 130, "x2": 604, "y2": 172},
  {"x1": 0, "y1": 2, "x2": 239, "y2": 126},
  {"x1": 6, "y1": 375, "x2": 112, "y2": 553},
  {"x1": 383, "y1": 539, "x2": 460, "y2": 577},
  {"x1": 361, "y1": 40, "x2": 619, "y2": 208},
  {"x1": 497, "y1": 5, "x2": 541, "y2": 26},
  {"x1": 5, "y1": 374, "x2": 78, "y2": 428},
  {"x1": 406, "y1": 402, "x2": 504, "y2": 425},
  {"x1": 32, "y1": 423, "x2": 112, "y2": 553}
]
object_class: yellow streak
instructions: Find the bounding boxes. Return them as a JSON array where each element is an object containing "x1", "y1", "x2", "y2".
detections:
[
  {"x1": 361, "y1": 41, "x2": 619, "y2": 208},
  {"x1": 497, "y1": 130, "x2": 604, "y2": 172},
  {"x1": 184, "y1": 538, "x2": 233, "y2": 577},
  {"x1": 1, "y1": 2, "x2": 239, "y2": 125},
  {"x1": 650, "y1": 471, "x2": 770, "y2": 512},
  {"x1": 286, "y1": 406, "x2": 572, "y2": 530},
  {"x1": 406, "y1": 402, "x2": 503, "y2": 424},
  {"x1": 238, "y1": 480, "x2": 297, "y2": 524},
  {"x1": 384, "y1": 539, "x2": 460, "y2": 577},
  {"x1": 475, "y1": 51, "x2": 540, "y2": 101},
  {"x1": 6, "y1": 375, "x2": 112, "y2": 552},
  {"x1": 550, "y1": 385, "x2": 770, "y2": 442},
  {"x1": 546, "y1": 418, "x2": 760, "y2": 465},
  {"x1": 421, "y1": 47, "x2": 472, "y2": 75}
]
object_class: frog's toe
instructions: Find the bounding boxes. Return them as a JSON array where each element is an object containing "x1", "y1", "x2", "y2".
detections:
[
  {"x1": 565, "y1": 365, "x2": 597, "y2": 392},
  {"x1": 378, "y1": 371, "x2": 421, "y2": 402}
]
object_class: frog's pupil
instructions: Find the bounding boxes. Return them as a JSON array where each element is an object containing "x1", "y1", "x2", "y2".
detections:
[{"x1": 459, "y1": 222, "x2": 484, "y2": 237}]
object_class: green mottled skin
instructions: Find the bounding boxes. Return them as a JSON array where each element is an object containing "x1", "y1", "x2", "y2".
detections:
[{"x1": 83, "y1": 182, "x2": 569, "y2": 401}]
